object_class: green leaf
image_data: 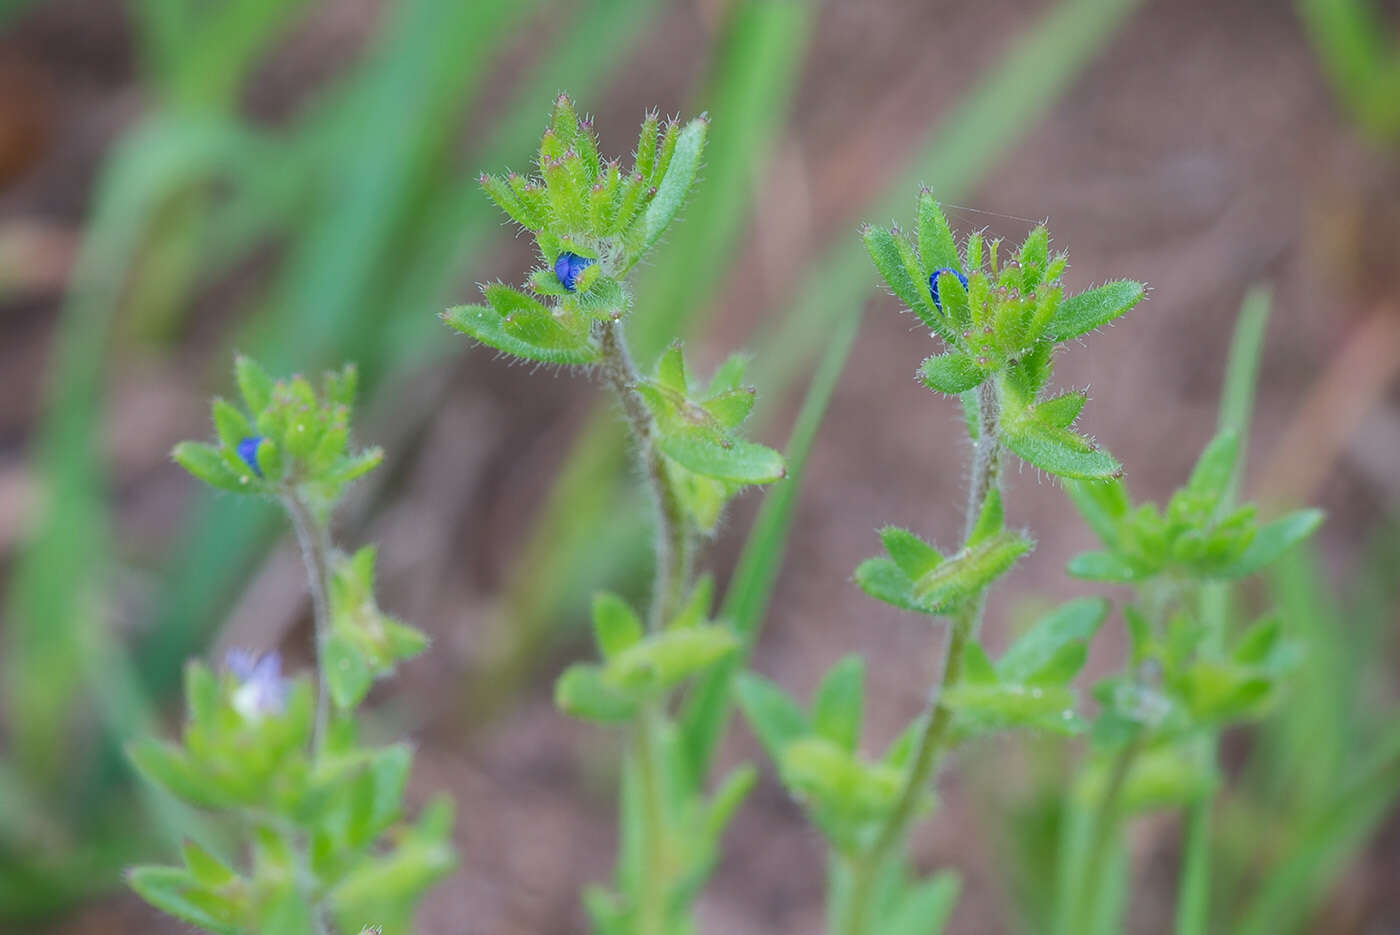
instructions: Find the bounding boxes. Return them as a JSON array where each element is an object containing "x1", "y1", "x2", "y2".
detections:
[
  {"x1": 883, "y1": 870, "x2": 960, "y2": 935},
  {"x1": 641, "y1": 116, "x2": 707, "y2": 250},
  {"x1": 172, "y1": 441, "x2": 255, "y2": 492},
  {"x1": 592, "y1": 592, "x2": 644, "y2": 658},
  {"x1": 864, "y1": 226, "x2": 933, "y2": 324},
  {"x1": 996, "y1": 597, "x2": 1107, "y2": 684},
  {"x1": 966, "y1": 488, "x2": 1005, "y2": 547},
  {"x1": 778, "y1": 736, "x2": 902, "y2": 819},
  {"x1": 127, "y1": 866, "x2": 242, "y2": 935},
  {"x1": 1047, "y1": 279, "x2": 1145, "y2": 341},
  {"x1": 911, "y1": 531, "x2": 1032, "y2": 609},
  {"x1": 235, "y1": 354, "x2": 274, "y2": 413},
  {"x1": 211, "y1": 399, "x2": 253, "y2": 449},
  {"x1": 1066, "y1": 477, "x2": 1130, "y2": 546},
  {"x1": 555, "y1": 663, "x2": 638, "y2": 723},
  {"x1": 920, "y1": 352, "x2": 986, "y2": 394},
  {"x1": 181, "y1": 839, "x2": 238, "y2": 887},
  {"x1": 654, "y1": 342, "x2": 688, "y2": 393},
  {"x1": 941, "y1": 680, "x2": 1076, "y2": 726},
  {"x1": 324, "y1": 631, "x2": 373, "y2": 710},
  {"x1": 734, "y1": 672, "x2": 809, "y2": 764},
  {"x1": 1066, "y1": 550, "x2": 1143, "y2": 583},
  {"x1": 1017, "y1": 224, "x2": 1050, "y2": 288},
  {"x1": 127, "y1": 739, "x2": 231, "y2": 809},
  {"x1": 657, "y1": 433, "x2": 785, "y2": 485},
  {"x1": 812, "y1": 656, "x2": 865, "y2": 753},
  {"x1": 853, "y1": 557, "x2": 922, "y2": 613},
  {"x1": 607, "y1": 625, "x2": 739, "y2": 691},
  {"x1": 879, "y1": 526, "x2": 943, "y2": 579},
  {"x1": 442, "y1": 304, "x2": 598, "y2": 366},
  {"x1": 1003, "y1": 412, "x2": 1121, "y2": 480},
  {"x1": 1215, "y1": 509, "x2": 1323, "y2": 579},
  {"x1": 1036, "y1": 391, "x2": 1086, "y2": 429},
  {"x1": 1185, "y1": 430, "x2": 1238, "y2": 511},
  {"x1": 916, "y1": 192, "x2": 959, "y2": 272}
]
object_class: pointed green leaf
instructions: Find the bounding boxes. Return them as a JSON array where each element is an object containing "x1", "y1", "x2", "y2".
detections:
[
  {"x1": 853, "y1": 557, "x2": 922, "y2": 613},
  {"x1": 324, "y1": 631, "x2": 373, "y2": 710},
  {"x1": 916, "y1": 192, "x2": 959, "y2": 271},
  {"x1": 641, "y1": 117, "x2": 707, "y2": 249},
  {"x1": 734, "y1": 671, "x2": 810, "y2": 764},
  {"x1": 1018, "y1": 224, "x2": 1050, "y2": 289},
  {"x1": 592, "y1": 592, "x2": 643, "y2": 658},
  {"x1": 920, "y1": 352, "x2": 985, "y2": 395},
  {"x1": 1036, "y1": 391, "x2": 1086, "y2": 429},
  {"x1": 911, "y1": 531, "x2": 1032, "y2": 609},
  {"x1": 704, "y1": 388, "x2": 756, "y2": 429},
  {"x1": 654, "y1": 342, "x2": 688, "y2": 392},
  {"x1": 966, "y1": 488, "x2": 1004, "y2": 547},
  {"x1": 211, "y1": 399, "x2": 253, "y2": 449},
  {"x1": 1003, "y1": 414, "x2": 1121, "y2": 480},
  {"x1": 864, "y1": 226, "x2": 933, "y2": 323},
  {"x1": 658, "y1": 433, "x2": 785, "y2": 484},
  {"x1": 1215, "y1": 509, "x2": 1324, "y2": 578},
  {"x1": 555, "y1": 663, "x2": 637, "y2": 723},
  {"x1": 172, "y1": 441, "x2": 254, "y2": 493},
  {"x1": 996, "y1": 597, "x2": 1107, "y2": 685},
  {"x1": 812, "y1": 656, "x2": 865, "y2": 753},
  {"x1": 1186, "y1": 430, "x2": 1239, "y2": 510},
  {"x1": 1047, "y1": 280, "x2": 1145, "y2": 341},
  {"x1": 442, "y1": 304, "x2": 598, "y2": 366},
  {"x1": 234, "y1": 354, "x2": 273, "y2": 413},
  {"x1": 879, "y1": 526, "x2": 943, "y2": 579},
  {"x1": 127, "y1": 866, "x2": 242, "y2": 935}
]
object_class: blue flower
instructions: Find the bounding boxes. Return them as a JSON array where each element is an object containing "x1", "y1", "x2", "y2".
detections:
[
  {"x1": 225, "y1": 649, "x2": 287, "y2": 720},
  {"x1": 236, "y1": 436, "x2": 264, "y2": 477},
  {"x1": 554, "y1": 251, "x2": 595, "y2": 292},
  {"x1": 928, "y1": 267, "x2": 969, "y2": 312}
]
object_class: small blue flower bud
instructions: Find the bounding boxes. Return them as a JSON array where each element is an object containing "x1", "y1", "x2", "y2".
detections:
[
  {"x1": 928, "y1": 267, "x2": 969, "y2": 312},
  {"x1": 554, "y1": 251, "x2": 595, "y2": 292},
  {"x1": 225, "y1": 649, "x2": 287, "y2": 720},
  {"x1": 236, "y1": 436, "x2": 264, "y2": 477}
]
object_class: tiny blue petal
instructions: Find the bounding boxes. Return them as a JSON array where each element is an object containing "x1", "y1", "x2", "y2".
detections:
[
  {"x1": 928, "y1": 267, "x2": 969, "y2": 312},
  {"x1": 553, "y1": 251, "x2": 595, "y2": 292},
  {"x1": 236, "y1": 436, "x2": 264, "y2": 477},
  {"x1": 225, "y1": 649, "x2": 287, "y2": 719}
]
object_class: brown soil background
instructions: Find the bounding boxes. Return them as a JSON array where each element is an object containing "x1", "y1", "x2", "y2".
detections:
[{"x1": 3, "y1": 0, "x2": 1399, "y2": 932}]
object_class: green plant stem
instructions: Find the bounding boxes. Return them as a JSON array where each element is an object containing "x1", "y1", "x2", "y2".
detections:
[
  {"x1": 597, "y1": 320, "x2": 693, "y2": 630},
  {"x1": 1072, "y1": 733, "x2": 1143, "y2": 934},
  {"x1": 633, "y1": 705, "x2": 669, "y2": 934},
  {"x1": 598, "y1": 319, "x2": 692, "y2": 931},
  {"x1": 840, "y1": 381, "x2": 1002, "y2": 935},
  {"x1": 282, "y1": 492, "x2": 334, "y2": 752}
]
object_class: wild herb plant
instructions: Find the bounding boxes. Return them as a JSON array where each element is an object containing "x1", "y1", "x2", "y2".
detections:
[
  {"x1": 446, "y1": 95, "x2": 785, "y2": 932},
  {"x1": 734, "y1": 195, "x2": 1321, "y2": 934},
  {"x1": 1052, "y1": 435, "x2": 1322, "y2": 934},
  {"x1": 126, "y1": 357, "x2": 454, "y2": 934}
]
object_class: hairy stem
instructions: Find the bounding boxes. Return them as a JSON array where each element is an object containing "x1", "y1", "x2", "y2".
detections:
[
  {"x1": 597, "y1": 321, "x2": 693, "y2": 630},
  {"x1": 282, "y1": 492, "x2": 334, "y2": 752},
  {"x1": 841, "y1": 381, "x2": 1002, "y2": 934}
]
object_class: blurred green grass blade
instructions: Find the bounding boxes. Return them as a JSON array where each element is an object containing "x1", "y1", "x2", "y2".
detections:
[
  {"x1": 3, "y1": 118, "x2": 253, "y2": 782},
  {"x1": 1296, "y1": 0, "x2": 1400, "y2": 142},
  {"x1": 680, "y1": 306, "x2": 862, "y2": 783},
  {"x1": 1235, "y1": 718, "x2": 1400, "y2": 935},
  {"x1": 1173, "y1": 798, "x2": 1212, "y2": 935},
  {"x1": 631, "y1": 0, "x2": 812, "y2": 361},
  {"x1": 1216, "y1": 285, "x2": 1271, "y2": 499}
]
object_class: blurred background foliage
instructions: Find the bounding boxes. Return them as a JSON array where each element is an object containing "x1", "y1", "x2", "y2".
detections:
[{"x1": 0, "y1": 0, "x2": 1397, "y2": 931}]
